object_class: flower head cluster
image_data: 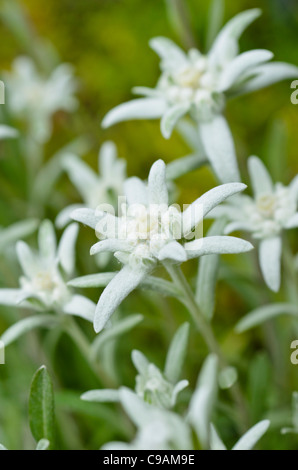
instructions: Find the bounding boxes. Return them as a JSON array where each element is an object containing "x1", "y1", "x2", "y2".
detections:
[
  {"x1": 72, "y1": 159, "x2": 253, "y2": 332},
  {"x1": 209, "y1": 156, "x2": 298, "y2": 291},
  {"x1": 56, "y1": 141, "x2": 126, "y2": 228},
  {"x1": 102, "y1": 9, "x2": 298, "y2": 184},
  {"x1": 5, "y1": 57, "x2": 78, "y2": 143},
  {"x1": 0, "y1": 220, "x2": 95, "y2": 322}
]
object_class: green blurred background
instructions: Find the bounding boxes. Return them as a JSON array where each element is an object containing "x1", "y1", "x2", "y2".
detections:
[{"x1": 0, "y1": 0, "x2": 298, "y2": 450}]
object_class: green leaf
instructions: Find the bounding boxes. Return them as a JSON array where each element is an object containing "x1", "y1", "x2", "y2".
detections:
[
  {"x1": 0, "y1": 219, "x2": 39, "y2": 252},
  {"x1": 1, "y1": 315, "x2": 60, "y2": 346},
  {"x1": 29, "y1": 366, "x2": 55, "y2": 447},
  {"x1": 164, "y1": 323, "x2": 190, "y2": 383},
  {"x1": 235, "y1": 303, "x2": 298, "y2": 333},
  {"x1": 36, "y1": 439, "x2": 50, "y2": 450},
  {"x1": 196, "y1": 218, "x2": 227, "y2": 319},
  {"x1": 91, "y1": 314, "x2": 144, "y2": 360}
]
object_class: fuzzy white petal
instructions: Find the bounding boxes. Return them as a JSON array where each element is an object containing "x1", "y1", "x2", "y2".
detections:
[
  {"x1": 161, "y1": 104, "x2": 190, "y2": 139},
  {"x1": 158, "y1": 241, "x2": 187, "y2": 263},
  {"x1": 90, "y1": 239, "x2": 133, "y2": 256},
  {"x1": 102, "y1": 98, "x2": 167, "y2": 128},
  {"x1": 124, "y1": 177, "x2": 148, "y2": 206},
  {"x1": 248, "y1": 155, "x2": 273, "y2": 197},
  {"x1": 58, "y1": 223, "x2": 79, "y2": 275},
  {"x1": 71, "y1": 208, "x2": 102, "y2": 229},
  {"x1": 185, "y1": 236, "x2": 253, "y2": 259},
  {"x1": 182, "y1": 183, "x2": 246, "y2": 236},
  {"x1": 38, "y1": 220, "x2": 57, "y2": 264},
  {"x1": 259, "y1": 236, "x2": 282, "y2": 292},
  {"x1": 63, "y1": 295, "x2": 96, "y2": 322},
  {"x1": 199, "y1": 115, "x2": 240, "y2": 183},
  {"x1": 94, "y1": 266, "x2": 147, "y2": 333},
  {"x1": 148, "y1": 159, "x2": 168, "y2": 205}
]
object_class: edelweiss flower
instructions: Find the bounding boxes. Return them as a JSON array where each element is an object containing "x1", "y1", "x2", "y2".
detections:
[
  {"x1": 102, "y1": 9, "x2": 298, "y2": 183},
  {"x1": 72, "y1": 159, "x2": 253, "y2": 332},
  {"x1": 0, "y1": 220, "x2": 95, "y2": 322},
  {"x1": 208, "y1": 156, "x2": 298, "y2": 292},
  {"x1": 56, "y1": 142, "x2": 126, "y2": 228},
  {"x1": 5, "y1": 57, "x2": 78, "y2": 143},
  {"x1": 82, "y1": 348, "x2": 188, "y2": 410}
]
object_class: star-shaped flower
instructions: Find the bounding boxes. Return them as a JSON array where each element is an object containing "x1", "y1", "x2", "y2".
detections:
[
  {"x1": 208, "y1": 156, "x2": 298, "y2": 292},
  {"x1": 102, "y1": 9, "x2": 298, "y2": 183},
  {"x1": 72, "y1": 159, "x2": 253, "y2": 332},
  {"x1": 5, "y1": 56, "x2": 78, "y2": 143},
  {"x1": 56, "y1": 142, "x2": 126, "y2": 228},
  {"x1": 0, "y1": 220, "x2": 95, "y2": 322}
]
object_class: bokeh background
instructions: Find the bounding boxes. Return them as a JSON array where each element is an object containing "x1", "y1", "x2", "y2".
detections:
[{"x1": 0, "y1": 0, "x2": 298, "y2": 450}]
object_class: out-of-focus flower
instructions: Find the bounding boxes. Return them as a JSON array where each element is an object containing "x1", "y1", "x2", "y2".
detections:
[
  {"x1": 56, "y1": 142, "x2": 126, "y2": 228},
  {"x1": 102, "y1": 9, "x2": 298, "y2": 183},
  {"x1": 5, "y1": 57, "x2": 78, "y2": 143},
  {"x1": 0, "y1": 124, "x2": 18, "y2": 139},
  {"x1": 72, "y1": 159, "x2": 253, "y2": 332},
  {"x1": 0, "y1": 220, "x2": 95, "y2": 322},
  {"x1": 208, "y1": 156, "x2": 298, "y2": 292}
]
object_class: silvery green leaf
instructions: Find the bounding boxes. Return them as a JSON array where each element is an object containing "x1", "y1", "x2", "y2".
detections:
[
  {"x1": 132, "y1": 349, "x2": 150, "y2": 374},
  {"x1": 209, "y1": 9, "x2": 261, "y2": 67},
  {"x1": 218, "y1": 366, "x2": 238, "y2": 390},
  {"x1": 232, "y1": 420, "x2": 270, "y2": 450},
  {"x1": 57, "y1": 223, "x2": 79, "y2": 275},
  {"x1": 148, "y1": 159, "x2": 168, "y2": 205},
  {"x1": 36, "y1": 439, "x2": 50, "y2": 450},
  {"x1": 71, "y1": 208, "x2": 102, "y2": 229},
  {"x1": 38, "y1": 220, "x2": 56, "y2": 263},
  {"x1": 259, "y1": 236, "x2": 282, "y2": 292},
  {"x1": 29, "y1": 366, "x2": 55, "y2": 447},
  {"x1": 132, "y1": 86, "x2": 160, "y2": 98},
  {"x1": 185, "y1": 236, "x2": 253, "y2": 259},
  {"x1": 68, "y1": 273, "x2": 181, "y2": 298},
  {"x1": 164, "y1": 322, "x2": 190, "y2": 383},
  {"x1": 199, "y1": 115, "x2": 240, "y2": 183},
  {"x1": 124, "y1": 177, "x2": 148, "y2": 205},
  {"x1": 166, "y1": 154, "x2": 207, "y2": 181},
  {"x1": 0, "y1": 219, "x2": 39, "y2": 252},
  {"x1": 161, "y1": 104, "x2": 190, "y2": 139},
  {"x1": 182, "y1": 182, "x2": 246, "y2": 236},
  {"x1": 235, "y1": 303, "x2": 298, "y2": 333},
  {"x1": 285, "y1": 213, "x2": 298, "y2": 229},
  {"x1": 81, "y1": 389, "x2": 120, "y2": 403},
  {"x1": 248, "y1": 156, "x2": 273, "y2": 197},
  {"x1": 188, "y1": 354, "x2": 218, "y2": 448},
  {"x1": 149, "y1": 36, "x2": 187, "y2": 70},
  {"x1": 1, "y1": 315, "x2": 60, "y2": 346},
  {"x1": 62, "y1": 153, "x2": 98, "y2": 202},
  {"x1": 177, "y1": 119, "x2": 201, "y2": 151},
  {"x1": 63, "y1": 295, "x2": 95, "y2": 322},
  {"x1": 218, "y1": 49, "x2": 273, "y2": 92},
  {"x1": 119, "y1": 387, "x2": 152, "y2": 427},
  {"x1": 91, "y1": 314, "x2": 144, "y2": 359},
  {"x1": 0, "y1": 124, "x2": 18, "y2": 139},
  {"x1": 206, "y1": 0, "x2": 225, "y2": 50},
  {"x1": 94, "y1": 266, "x2": 147, "y2": 333},
  {"x1": 0, "y1": 288, "x2": 27, "y2": 306},
  {"x1": 158, "y1": 241, "x2": 187, "y2": 263},
  {"x1": 196, "y1": 218, "x2": 226, "y2": 319},
  {"x1": 234, "y1": 62, "x2": 298, "y2": 95},
  {"x1": 68, "y1": 272, "x2": 115, "y2": 288},
  {"x1": 90, "y1": 239, "x2": 132, "y2": 256},
  {"x1": 210, "y1": 424, "x2": 227, "y2": 450},
  {"x1": 16, "y1": 241, "x2": 38, "y2": 278},
  {"x1": 102, "y1": 98, "x2": 167, "y2": 128}
]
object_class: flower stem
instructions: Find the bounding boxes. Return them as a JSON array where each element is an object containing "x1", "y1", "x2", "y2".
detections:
[
  {"x1": 164, "y1": 262, "x2": 249, "y2": 430},
  {"x1": 64, "y1": 316, "x2": 116, "y2": 388}
]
